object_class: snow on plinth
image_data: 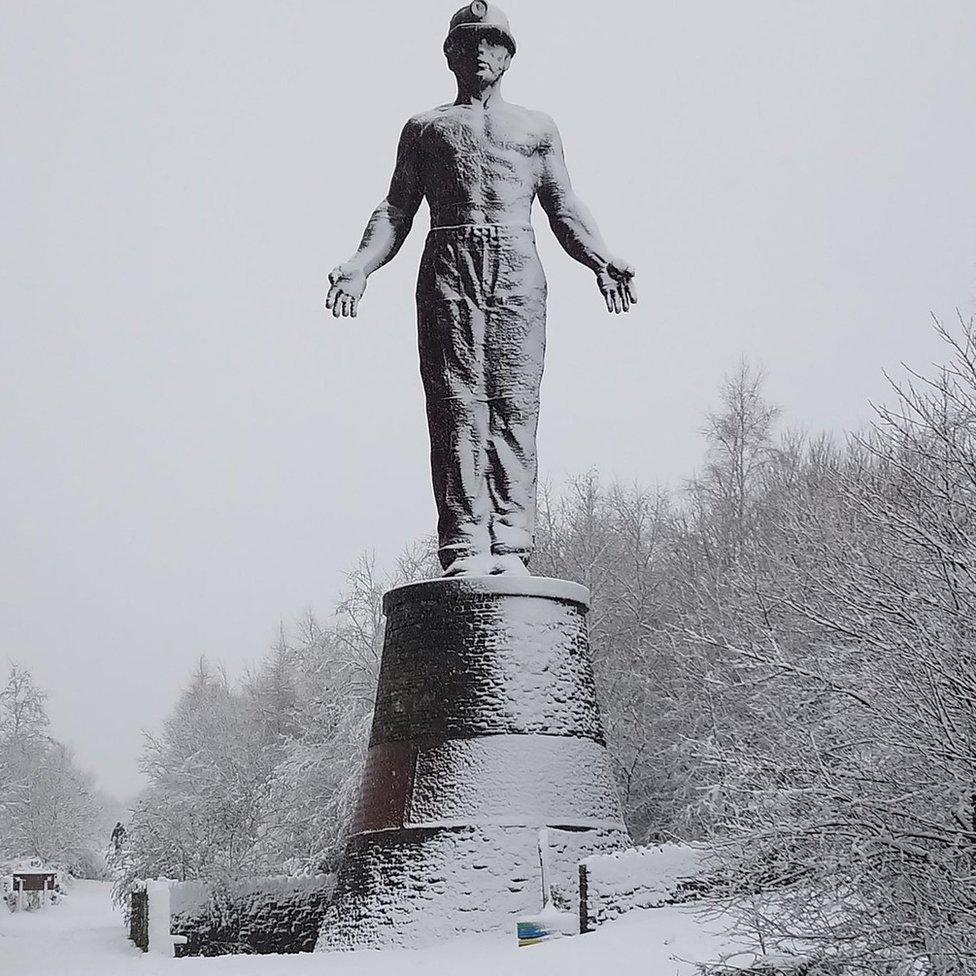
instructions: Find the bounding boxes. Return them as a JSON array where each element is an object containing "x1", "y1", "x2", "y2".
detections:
[{"x1": 317, "y1": 576, "x2": 630, "y2": 950}]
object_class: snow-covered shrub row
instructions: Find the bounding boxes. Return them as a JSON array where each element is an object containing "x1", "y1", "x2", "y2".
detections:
[
  {"x1": 130, "y1": 875, "x2": 334, "y2": 956},
  {"x1": 579, "y1": 843, "x2": 707, "y2": 931}
]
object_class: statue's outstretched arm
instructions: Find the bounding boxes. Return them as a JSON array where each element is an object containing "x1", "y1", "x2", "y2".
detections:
[
  {"x1": 326, "y1": 120, "x2": 425, "y2": 318},
  {"x1": 537, "y1": 116, "x2": 637, "y2": 314}
]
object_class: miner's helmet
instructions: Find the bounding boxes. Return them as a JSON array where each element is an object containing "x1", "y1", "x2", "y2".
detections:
[{"x1": 444, "y1": 2, "x2": 516, "y2": 58}]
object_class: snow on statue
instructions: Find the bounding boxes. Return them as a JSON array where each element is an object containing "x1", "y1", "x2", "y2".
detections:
[{"x1": 325, "y1": 2, "x2": 637, "y2": 577}]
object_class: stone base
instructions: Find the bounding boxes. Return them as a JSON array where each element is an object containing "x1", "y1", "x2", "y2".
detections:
[
  {"x1": 315, "y1": 577, "x2": 629, "y2": 951},
  {"x1": 318, "y1": 823, "x2": 628, "y2": 950}
]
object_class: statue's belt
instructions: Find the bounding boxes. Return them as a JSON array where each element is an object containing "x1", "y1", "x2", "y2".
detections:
[{"x1": 427, "y1": 222, "x2": 534, "y2": 238}]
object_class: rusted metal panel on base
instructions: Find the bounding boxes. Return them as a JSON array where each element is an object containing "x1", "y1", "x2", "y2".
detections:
[{"x1": 352, "y1": 741, "x2": 419, "y2": 833}]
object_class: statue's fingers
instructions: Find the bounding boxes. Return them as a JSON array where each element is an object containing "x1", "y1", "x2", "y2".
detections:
[
  {"x1": 625, "y1": 278, "x2": 638, "y2": 304},
  {"x1": 341, "y1": 295, "x2": 353, "y2": 317},
  {"x1": 350, "y1": 298, "x2": 358, "y2": 318},
  {"x1": 325, "y1": 284, "x2": 341, "y2": 309},
  {"x1": 331, "y1": 296, "x2": 342, "y2": 317},
  {"x1": 611, "y1": 290, "x2": 622, "y2": 314},
  {"x1": 620, "y1": 286, "x2": 630, "y2": 312},
  {"x1": 603, "y1": 289, "x2": 614, "y2": 313}
]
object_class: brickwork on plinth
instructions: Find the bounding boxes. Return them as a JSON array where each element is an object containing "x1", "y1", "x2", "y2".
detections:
[{"x1": 315, "y1": 576, "x2": 629, "y2": 951}]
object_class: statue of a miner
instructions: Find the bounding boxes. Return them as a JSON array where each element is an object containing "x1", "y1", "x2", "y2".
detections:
[{"x1": 326, "y1": 2, "x2": 637, "y2": 577}]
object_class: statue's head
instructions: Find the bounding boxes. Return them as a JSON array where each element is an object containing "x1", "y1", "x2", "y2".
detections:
[{"x1": 444, "y1": 2, "x2": 516, "y2": 87}]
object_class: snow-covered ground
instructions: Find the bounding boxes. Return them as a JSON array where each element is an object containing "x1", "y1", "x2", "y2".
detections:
[{"x1": 0, "y1": 880, "x2": 746, "y2": 976}]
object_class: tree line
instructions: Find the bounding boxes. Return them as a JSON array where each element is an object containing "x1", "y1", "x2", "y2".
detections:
[
  {"x1": 0, "y1": 664, "x2": 116, "y2": 878},
  {"x1": 115, "y1": 320, "x2": 976, "y2": 974}
]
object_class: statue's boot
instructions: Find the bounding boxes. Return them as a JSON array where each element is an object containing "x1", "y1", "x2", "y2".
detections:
[
  {"x1": 442, "y1": 553, "x2": 496, "y2": 577},
  {"x1": 490, "y1": 553, "x2": 530, "y2": 576}
]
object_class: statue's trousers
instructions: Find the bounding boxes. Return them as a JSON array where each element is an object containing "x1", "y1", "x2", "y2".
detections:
[{"x1": 416, "y1": 224, "x2": 547, "y2": 570}]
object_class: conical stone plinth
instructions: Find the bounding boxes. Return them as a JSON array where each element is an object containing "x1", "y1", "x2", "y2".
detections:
[{"x1": 315, "y1": 576, "x2": 629, "y2": 950}]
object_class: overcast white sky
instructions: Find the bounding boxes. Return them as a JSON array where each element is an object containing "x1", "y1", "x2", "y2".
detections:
[{"x1": 3, "y1": 0, "x2": 975, "y2": 799}]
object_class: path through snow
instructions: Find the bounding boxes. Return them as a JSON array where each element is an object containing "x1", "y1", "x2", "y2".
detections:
[
  {"x1": 0, "y1": 880, "x2": 745, "y2": 976},
  {"x1": 0, "y1": 879, "x2": 143, "y2": 973}
]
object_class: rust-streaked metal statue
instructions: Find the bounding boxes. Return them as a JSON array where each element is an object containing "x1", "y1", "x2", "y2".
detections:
[{"x1": 326, "y1": 2, "x2": 637, "y2": 578}]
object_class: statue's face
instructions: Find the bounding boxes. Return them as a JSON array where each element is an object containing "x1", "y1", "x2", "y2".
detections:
[{"x1": 446, "y1": 31, "x2": 512, "y2": 87}]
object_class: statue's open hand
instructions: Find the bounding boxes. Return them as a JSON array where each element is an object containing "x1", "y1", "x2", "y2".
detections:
[
  {"x1": 325, "y1": 264, "x2": 367, "y2": 318},
  {"x1": 596, "y1": 259, "x2": 637, "y2": 314}
]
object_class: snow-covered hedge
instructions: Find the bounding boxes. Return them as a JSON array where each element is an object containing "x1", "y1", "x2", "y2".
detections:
[
  {"x1": 579, "y1": 843, "x2": 707, "y2": 932},
  {"x1": 130, "y1": 875, "x2": 334, "y2": 955}
]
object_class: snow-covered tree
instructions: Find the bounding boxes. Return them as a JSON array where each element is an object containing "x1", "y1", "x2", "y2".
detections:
[
  {"x1": 0, "y1": 664, "x2": 111, "y2": 876},
  {"x1": 690, "y1": 359, "x2": 781, "y2": 569},
  {"x1": 686, "y1": 322, "x2": 976, "y2": 974},
  {"x1": 117, "y1": 549, "x2": 439, "y2": 898},
  {"x1": 0, "y1": 664, "x2": 49, "y2": 745}
]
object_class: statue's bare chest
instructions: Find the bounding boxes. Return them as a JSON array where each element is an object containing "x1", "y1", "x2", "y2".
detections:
[{"x1": 421, "y1": 110, "x2": 542, "y2": 183}]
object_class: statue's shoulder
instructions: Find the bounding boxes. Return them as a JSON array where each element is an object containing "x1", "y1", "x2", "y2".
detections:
[
  {"x1": 530, "y1": 108, "x2": 561, "y2": 141},
  {"x1": 518, "y1": 105, "x2": 557, "y2": 125},
  {"x1": 409, "y1": 104, "x2": 460, "y2": 130},
  {"x1": 502, "y1": 103, "x2": 560, "y2": 143},
  {"x1": 398, "y1": 108, "x2": 444, "y2": 145}
]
